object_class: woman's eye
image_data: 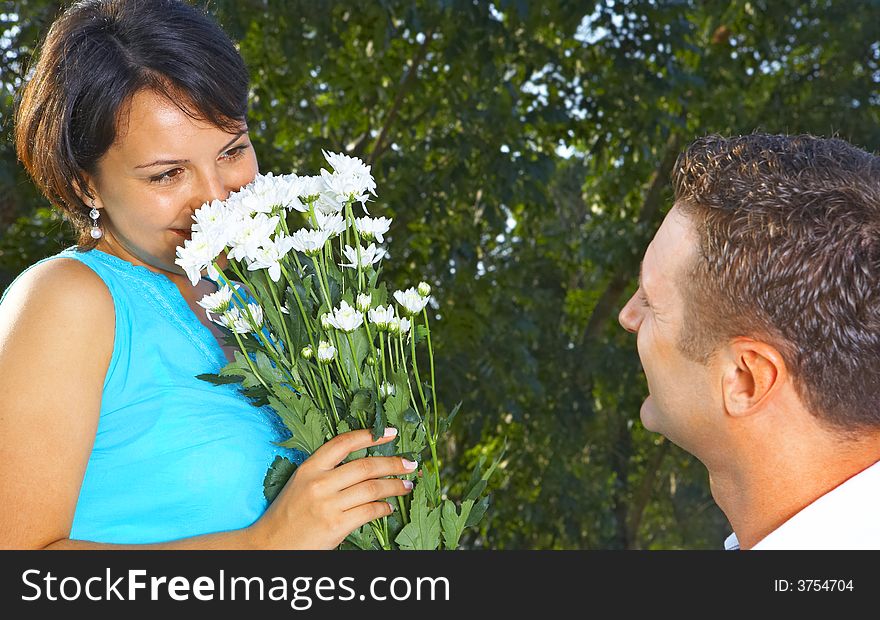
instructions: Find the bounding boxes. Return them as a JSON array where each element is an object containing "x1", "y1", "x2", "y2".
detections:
[
  {"x1": 221, "y1": 145, "x2": 249, "y2": 161},
  {"x1": 149, "y1": 168, "x2": 184, "y2": 184}
]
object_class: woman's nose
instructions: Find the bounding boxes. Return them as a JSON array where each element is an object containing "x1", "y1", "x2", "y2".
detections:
[{"x1": 195, "y1": 170, "x2": 230, "y2": 205}]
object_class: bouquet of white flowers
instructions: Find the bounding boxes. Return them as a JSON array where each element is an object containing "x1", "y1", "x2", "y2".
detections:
[{"x1": 175, "y1": 151, "x2": 500, "y2": 550}]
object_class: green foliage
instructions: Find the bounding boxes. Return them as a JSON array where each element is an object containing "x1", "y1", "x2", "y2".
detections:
[
  {"x1": 395, "y1": 482, "x2": 442, "y2": 551},
  {"x1": 263, "y1": 455, "x2": 297, "y2": 504},
  {"x1": 4, "y1": 0, "x2": 879, "y2": 548}
]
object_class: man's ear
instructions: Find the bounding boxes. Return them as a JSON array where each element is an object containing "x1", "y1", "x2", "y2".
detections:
[{"x1": 720, "y1": 338, "x2": 787, "y2": 418}]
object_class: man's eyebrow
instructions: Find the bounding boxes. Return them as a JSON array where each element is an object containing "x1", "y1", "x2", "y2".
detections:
[{"x1": 134, "y1": 132, "x2": 246, "y2": 169}]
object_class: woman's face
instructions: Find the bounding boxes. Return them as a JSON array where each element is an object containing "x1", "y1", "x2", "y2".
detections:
[{"x1": 89, "y1": 88, "x2": 258, "y2": 277}]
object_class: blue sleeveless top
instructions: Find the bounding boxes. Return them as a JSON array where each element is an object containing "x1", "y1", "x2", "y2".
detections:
[{"x1": 0, "y1": 246, "x2": 300, "y2": 544}]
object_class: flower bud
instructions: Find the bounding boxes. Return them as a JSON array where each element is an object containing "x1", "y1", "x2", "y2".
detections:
[
  {"x1": 301, "y1": 345, "x2": 314, "y2": 360},
  {"x1": 387, "y1": 317, "x2": 400, "y2": 334},
  {"x1": 379, "y1": 382, "x2": 396, "y2": 399},
  {"x1": 317, "y1": 340, "x2": 337, "y2": 364},
  {"x1": 366, "y1": 355, "x2": 376, "y2": 367},
  {"x1": 418, "y1": 281, "x2": 431, "y2": 297},
  {"x1": 357, "y1": 293, "x2": 372, "y2": 312},
  {"x1": 321, "y1": 313, "x2": 332, "y2": 330}
]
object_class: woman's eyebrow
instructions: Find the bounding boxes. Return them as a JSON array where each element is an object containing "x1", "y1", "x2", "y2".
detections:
[{"x1": 134, "y1": 132, "x2": 246, "y2": 169}]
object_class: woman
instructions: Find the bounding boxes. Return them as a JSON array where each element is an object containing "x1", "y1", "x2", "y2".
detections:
[{"x1": 0, "y1": 0, "x2": 414, "y2": 549}]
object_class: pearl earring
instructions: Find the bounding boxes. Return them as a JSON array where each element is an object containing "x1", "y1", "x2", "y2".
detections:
[{"x1": 89, "y1": 199, "x2": 103, "y2": 239}]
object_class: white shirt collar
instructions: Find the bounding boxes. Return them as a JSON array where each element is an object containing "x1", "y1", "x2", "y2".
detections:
[{"x1": 723, "y1": 459, "x2": 880, "y2": 550}]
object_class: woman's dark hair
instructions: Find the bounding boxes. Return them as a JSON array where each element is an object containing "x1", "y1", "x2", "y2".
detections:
[{"x1": 14, "y1": 0, "x2": 249, "y2": 248}]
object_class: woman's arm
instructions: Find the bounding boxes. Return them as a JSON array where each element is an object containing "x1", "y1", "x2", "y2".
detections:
[
  {"x1": 0, "y1": 259, "x2": 113, "y2": 549},
  {"x1": 0, "y1": 259, "x2": 413, "y2": 550}
]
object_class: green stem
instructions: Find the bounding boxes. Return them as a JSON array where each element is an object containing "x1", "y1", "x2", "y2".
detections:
[
  {"x1": 319, "y1": 362, "x2": 341, "y2": 428},
  {"x1": 345, "y1": 332, "x2": 363, "y2": 387},
  {"x1": 422, "y1": 308, "x2": 439, "y2": 441},
  {"x1": 231, "y1": 329, "x2": 270, "y2": 391}
]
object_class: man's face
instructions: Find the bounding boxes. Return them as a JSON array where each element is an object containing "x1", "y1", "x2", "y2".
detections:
[{"x1": 618, "y1": 206, "x2": 721, "y2": 459}]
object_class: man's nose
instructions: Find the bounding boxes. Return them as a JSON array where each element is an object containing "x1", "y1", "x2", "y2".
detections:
[{"x1": 618, "y1": 293, "x2": 640, "y2": 334}]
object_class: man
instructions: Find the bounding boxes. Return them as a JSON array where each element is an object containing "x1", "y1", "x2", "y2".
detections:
[{"x1": 618, "y1": 134, "x2": 880, "y2": 550}]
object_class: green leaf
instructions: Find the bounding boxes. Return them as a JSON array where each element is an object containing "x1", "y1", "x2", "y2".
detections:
[
  {"x1": 447, "y1": 401, "x2": 462, "y2": 427},
  {"x1": 372, "y1": 281, "x2": 389, "y2": 308},
  {"x1": 383, "y1": 368, "x2": 411, "y2": 427},
  {"x1": 413, "y1": 324, "x2": 429, "y2": 345},
  {"x1": 196, "y1": 372, "x2": 246, "y2": 385},
  {"x1": 349, "y1": 389, "x2": 372, "y2": 418},
  {"x1": 220, "y1": 350, "x2": 267, "y2": 389},
  {"x1": 464, "y1": 479, "x2": 487, "y2": 502},
  {"x1": 422, "y1": 460, "x2": 440, "y2": 508},
  {"x1": 371, "y1": 399, "x2": 386, "y2": 441},
  {"x1": 337, "y1": 329, "x2": 371, "y2": 390},
  {"x1": 254, "y1": 350, "x2": 285, "y2": 384},
  {"x1": 441, "y1": 499, "x2": 474, "y2": 550},
  {"x1": 263, "y1": 455, "x2": 297, "y2": 503},
  {"x1": 394, "y1": 482, "x2": 441, "y2": 550},
  {"x1": 344, "y1": 523, "x2": 379, "y2": 550},
  {"x1": 465, "y1": 496, "x2": 490, "y2": 529},
  {"x1": 270, "y1": 391, "x2": 328, "y2": 455}
]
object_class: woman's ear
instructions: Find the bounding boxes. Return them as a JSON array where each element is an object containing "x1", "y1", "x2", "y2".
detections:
[
  {"x1": 721, "y1": 338, "x2": 787, "y2": 418},
  {"x1": 72, "y1": 174, "x2": 101, "y2": 209}
]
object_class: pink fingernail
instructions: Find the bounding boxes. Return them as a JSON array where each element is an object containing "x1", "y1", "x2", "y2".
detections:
[
  {"x1": 402, "y1": 459, "x2": 418, "y2": 470},
  {"x1": 383, "y1": 427, "x2": 398, "y2": 438},
  {"x1": 403, "y1": 480, "x2": 414, "y2": 490}
]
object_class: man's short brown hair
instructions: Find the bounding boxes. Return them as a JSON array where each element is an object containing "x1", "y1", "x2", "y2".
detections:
[{"x1": 672, "y1": 134, "x2": 880, "y2": 432}]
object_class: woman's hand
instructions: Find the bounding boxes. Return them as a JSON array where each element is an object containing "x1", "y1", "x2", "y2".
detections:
[{"x1": 248, "y1": 427, "x2": 417, "y2": 549}]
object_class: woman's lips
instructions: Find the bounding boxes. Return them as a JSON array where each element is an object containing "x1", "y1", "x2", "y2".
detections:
[{"x1": 171, "y1": 229, "x2": 192, "y2": 241}]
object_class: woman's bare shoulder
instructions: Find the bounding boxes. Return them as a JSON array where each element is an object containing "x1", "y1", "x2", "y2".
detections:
[
  {"x1": 0, "y1": 256, "x2": 114, "y2": 340},
  {"x1": 2, "y1": 256, "x2": 112, "y2": 312}
]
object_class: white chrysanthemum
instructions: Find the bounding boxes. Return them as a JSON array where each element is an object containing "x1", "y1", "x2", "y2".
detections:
[
  {"x1": 326, "y1": 300, "x2": 363, "y2": 333},
  {"x1": 379, "y1": 382, "x2": 396, "y2": 399},
  {"x1": 231, "y1": 172, "x2": 299, "y2": 215},
  {"x1": 418, "y1": 281, "x2": 431, "y2": 297},
  {"x1": 289, "y1": 227, "x2": 332, "y2": 256},
  {"x1": 399, "y1": 316, "x2": 411, "y2": 334},
  {"x1": 314, "y1": 211, "x2": 347, "y2": 237},
  {"x1": 340, "y1": 243, "x2": 384, "y2": 269},
  {"x1": 196, "y1": 284, "x2": 234, "y2": 317},
  {"x1": 394, "y1": 287, "x2": 430, "y2": 315},
  {"x1": 216, "y1": 307, "x2": 248, "y2": 334},
  {"x1": 290, "y1": 174, "x2": 327, "y2": 205},
  {"x1": 278, "y1": 174, "x2": 310, "y2": 213},
  {"x1": 175, "y1": 230, "x2": 227, "y2": 286},
  {"x1": 356, "y1": 293, "x2": 372, "y2": 312},
  {"x1": 321, "y1": 150, "x2": 377, "y2": 210},
  {"x1": 192, "y1": 199, "x2": 241, "y2": 245},
  {"x1": 354, "y1": 216, "x2": 392, "y2": 243},
  {"x1": 368, "y1": 305, "x2": 394, "y2": 329},
  {"x1": 227, "y1": 213, "x2": 280, "y2": 263},
  {"x1": 246, "y1": 234, "x2": 298, "y2": 282},
  {"x1": 317, "y1": 340, "x2": 337, "y2": 363}
]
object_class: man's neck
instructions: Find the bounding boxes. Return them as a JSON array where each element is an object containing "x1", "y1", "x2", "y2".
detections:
[{"x1": 709, "y1": 431, "x2": 880, "y2": 550}]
